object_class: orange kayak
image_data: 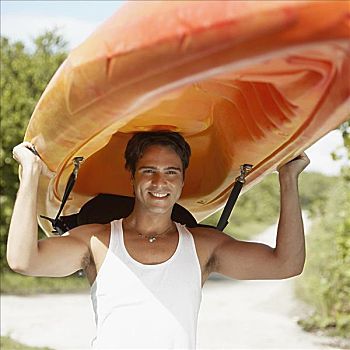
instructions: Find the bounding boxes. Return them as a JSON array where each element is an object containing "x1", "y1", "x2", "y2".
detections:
[{"x1": 24, "y1": 1, "x2": 350, "y2": 235}]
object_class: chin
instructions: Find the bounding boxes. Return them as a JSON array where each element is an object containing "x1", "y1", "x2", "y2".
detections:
[{"x1": 146, "y1": 204, "x2": 173, "y2": 215}]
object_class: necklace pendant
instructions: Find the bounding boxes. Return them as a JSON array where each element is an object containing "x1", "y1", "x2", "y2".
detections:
[{"x1": 148, "y1": 237, "x2": 156, "y2": 243}]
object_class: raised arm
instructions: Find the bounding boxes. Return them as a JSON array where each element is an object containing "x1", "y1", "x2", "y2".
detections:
[
  {"x1": 7, "y1": 142, "x2": 102, "y2": 277},
  {"x1": 273, "y1": 152, "x2": 310, "y2": 276},
  {"x1": 207, "y1": 152, "x2": 310, "y2": 280}
]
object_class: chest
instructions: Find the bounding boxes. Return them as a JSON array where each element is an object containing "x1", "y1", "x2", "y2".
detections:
[
  {"x1": 123, "y1": 233, "x2": 179, "y2": 265},
  {"x1": 89, "y1": 227, "x2": 211, "y2": 286},
  {"x1": 93, "y1": 229, "x2": 180, "y2": 262}
]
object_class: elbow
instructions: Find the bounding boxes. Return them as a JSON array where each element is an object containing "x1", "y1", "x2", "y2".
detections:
[
  {"x1": 7, "y1": 257, "x2": 28, "y2": 275},
  {"x1": 9, "y1": 265, "x2": 27, "y2": 275},
  {"x1": 293, "y1": 262, "x2": 305, "y2": 277},
  {"x1": 7, "y1": 262, "x2": 26, "y2": 275},
  {"x1": 6, "y1": 253, "x2": 34, "y2": 276},
  {"x1": 286, "y1": 267, "x2": 303, "y2": 278},
  {"x1": 274, "y1": 254, "x2": 305, "y2": 279},
  {"x1": 7, "y1": 263, "x2": 36, "y2": 276},
  {"x1": 294, "y1": 255, "x2": 306, "y2": 276},
  {"x1": 281, "y1": 262, "x2": 305, "y2": 279},
  {"x1": 274, "y1": 249, "x2": 305, "y2": 279}
]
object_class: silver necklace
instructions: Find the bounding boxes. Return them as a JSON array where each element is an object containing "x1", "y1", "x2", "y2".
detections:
[{"x1": 135, "y1": 225, "x2": 174, "y2": 243}]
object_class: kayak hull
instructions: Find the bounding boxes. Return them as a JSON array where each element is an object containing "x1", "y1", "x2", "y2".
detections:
[{"x1": 23, "y1": 1, "x2": 350, "y2": 235}]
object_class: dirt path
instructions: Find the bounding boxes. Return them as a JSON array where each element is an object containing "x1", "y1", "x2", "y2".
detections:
[
  {"x1": 197, "y1": 278, "x2": 337, "y2": 349},
  {"x1": 1, "y1": 215, "x2": 340, "y2": 349},
  {"x1": 1, "y1": 279, "x2": 338, "y2": 350}
]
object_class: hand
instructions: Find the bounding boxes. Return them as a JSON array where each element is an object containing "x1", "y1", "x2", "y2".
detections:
[
  {"x1": 277, "y1": 152, "x2": 310, "y2": 178},
  {"x1": 12, "y1": 142, "x2": 55, "y2": 178}
]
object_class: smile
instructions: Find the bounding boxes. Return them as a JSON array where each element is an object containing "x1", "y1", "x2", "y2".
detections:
[{"x1": 149, "y1": 192, "x2": 169, "y2": 198}]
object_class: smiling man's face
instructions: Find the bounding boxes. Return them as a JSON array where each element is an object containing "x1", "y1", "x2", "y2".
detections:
[{"x1": 132, "y1": 145, "x2": 184, "y2": 215}]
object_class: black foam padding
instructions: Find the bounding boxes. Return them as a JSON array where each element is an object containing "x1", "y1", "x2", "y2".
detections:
[{"x1": 60, "y1": 194, "x2": 199, "y2": 230}]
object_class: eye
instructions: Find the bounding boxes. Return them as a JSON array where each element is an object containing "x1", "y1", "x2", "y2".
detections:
[
  {"x1": 166, "y1": 170, "x2": 177, "y2": 175},
  {"x1": 143, "y1": 169, "x2": 155, "y2": 174}
]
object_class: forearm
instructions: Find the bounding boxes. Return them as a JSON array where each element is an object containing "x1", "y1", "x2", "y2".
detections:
[
  {"x1": 7, "y1": 166, "x2": 41, "y2": 272},
  {"x1": 274, "y1": 173, "x2": 305, "y2": 276}
]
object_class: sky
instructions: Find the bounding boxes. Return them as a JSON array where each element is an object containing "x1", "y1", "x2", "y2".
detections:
[{"x1": 1, "y1": 0, "x2": 348, "y2": 176}]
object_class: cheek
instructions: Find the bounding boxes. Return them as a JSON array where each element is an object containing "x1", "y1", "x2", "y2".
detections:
[
  {"x1": 172, "y1": 179, "x2": 184, "y2": 191},
  {"x1": 134, "y1": 178, "x2": 153, "y2": 195}
]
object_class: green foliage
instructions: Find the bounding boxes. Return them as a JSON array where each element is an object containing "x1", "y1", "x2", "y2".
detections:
[
  {"x1": 298, "y1": 172, "x2": 337, "y2": 218},
  {"x1": 201, "y1": 173, "x2": 280, "y2": 239},
  {"x1": 0, "y1": 32, "x2": 67, "y2": 271},
  {"x1": 1, "y1": 336, "x2": 53, "y2": 350},
  {"x1": 296, "y1": 121, "x2": 350, "y2": 339},
  {"x1": 296, "y1": 177, "x2": 350, "y2": 338},
  {"x1": 202, "y1": 172, "x2": 336, "y2": 240},
  {"x1": 334, "y1": 120, "x2": 350, "y2": 161},
  {"x1": 1, "y1": 271, "x2": 89, "y2": 295}
]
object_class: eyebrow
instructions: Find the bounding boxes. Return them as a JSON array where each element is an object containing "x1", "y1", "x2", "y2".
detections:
[{"x1": 139, "y1": 166, "x2": 182, "y2": 172}]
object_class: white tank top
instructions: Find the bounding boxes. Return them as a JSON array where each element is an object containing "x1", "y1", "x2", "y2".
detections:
[{"x1": 90, "y1": 219, "x2": 203, "y2": 349}]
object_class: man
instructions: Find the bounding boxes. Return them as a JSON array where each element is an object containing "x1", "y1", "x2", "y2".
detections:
[{"x1": 8, "y1": 131, "x2": 310, "y2": 349}]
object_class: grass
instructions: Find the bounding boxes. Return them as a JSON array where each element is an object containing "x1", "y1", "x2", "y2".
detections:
[
  {"x1": 0, "y1": 336, "x2": 53, "y2": 350},
  {"x1": 1, "y1": 271, "x2": 89, "y2": 295}
]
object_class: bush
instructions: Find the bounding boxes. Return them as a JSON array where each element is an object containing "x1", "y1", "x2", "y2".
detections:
[
  {"x1": 1, "y1": 336, "x2": 53, "y2": 350},
  {"x1": 0, "y1": 32, "x2": 67, "y2": 271},
  {"x1": 202, "y1": 171, "x2": 336, "y2": 240},
  {"x1": 201, "y1": 173, "x2": 280, "y2": 239},
  {"x1": 296, "y1": 168, "x2": 350, "y2": 338},
  {"x1": 1, "y1": 271, "x2": 89, "y2": 295}
]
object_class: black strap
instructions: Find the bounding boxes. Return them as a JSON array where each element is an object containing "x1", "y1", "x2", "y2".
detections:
[
  {"x1": 40, "y1": 157, "x2": 84, "y2": 235},
  {"x1": 216, "y1": 164, "x2": 253, "y2": 232},
  {"x1": 59, "y1": 194, "x2": 199, "y2": 233},
  {"x1": 29, "y1": 141, "x2": 252, "y2": 234}
]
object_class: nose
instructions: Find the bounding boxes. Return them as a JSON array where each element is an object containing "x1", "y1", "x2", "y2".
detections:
[{"x1": 151, "y1": 172, "x2": 167, "y2": 186}]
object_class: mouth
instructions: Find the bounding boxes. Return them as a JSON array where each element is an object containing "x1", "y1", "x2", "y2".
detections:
[{"x1": 148, "y1": 191, "x2": 170, "y2": 199}]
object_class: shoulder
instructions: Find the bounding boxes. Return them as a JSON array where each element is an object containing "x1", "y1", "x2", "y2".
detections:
[
  {"x1": 187, "y1": 225, "x2": 233, "y2": 247},
  {"x1": 186, "y1": 225, "x2": 235, "y2": 269},
  {"x1": 66, "y1": 223, "x2": 111, "y2": 273},
  {"x1": 64, "y1": 222, "x2": 111, "y2": 246}
]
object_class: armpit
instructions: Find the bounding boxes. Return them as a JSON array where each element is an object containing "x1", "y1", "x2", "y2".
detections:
[{"x1": 81, "y1": 250, "x2": 92, "y2": 270}]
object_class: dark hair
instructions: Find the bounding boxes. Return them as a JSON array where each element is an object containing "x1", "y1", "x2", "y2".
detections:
[{"x1": 124, "y1": 131, "x2": 191, "y2": 176}]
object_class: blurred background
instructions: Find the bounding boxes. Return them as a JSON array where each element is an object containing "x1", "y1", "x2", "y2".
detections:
[{"x1": 1, "y1": 1, "x2": 349, "y2": 349}]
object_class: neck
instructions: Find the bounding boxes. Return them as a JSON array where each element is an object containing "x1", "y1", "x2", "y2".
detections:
[{"x1": 124, "y1": 203, "x2": 174, "y2": 235}]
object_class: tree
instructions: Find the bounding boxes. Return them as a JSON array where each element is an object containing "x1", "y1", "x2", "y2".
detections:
[{"x1": 0, "y1": 31, "x2": 67, "y2": 271}]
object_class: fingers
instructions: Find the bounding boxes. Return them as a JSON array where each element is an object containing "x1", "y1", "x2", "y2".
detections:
[
  {"x1": 12, "y1": 142, "x2": 37, "y2": 159},
  {"x1": 277, "y1": 151, "x2": 310, "y2": 175},
  {"x1": 12, "y1": 142, "x2": 56, "y2": 179},
  {"x1": 294, "y1": 152, "x2": 310, "y2": 165},
  {"x1": 26, "y1": 145, "x2": 41, "y2": 158},
  {"x1": 13, "y1": 141, "x2": 35, "y2": 151},
  {"x1": 295, "y1": 151, "x2": 308, "y2": 160}
]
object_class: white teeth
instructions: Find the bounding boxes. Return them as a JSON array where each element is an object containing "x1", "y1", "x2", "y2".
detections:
[{"x1": 150, "y1": 192, "x2": 168, "y2": 198}]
